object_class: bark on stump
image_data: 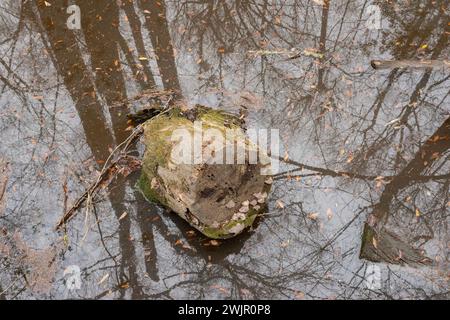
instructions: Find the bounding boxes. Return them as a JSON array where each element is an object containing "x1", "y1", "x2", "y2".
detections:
[{"x1": 137, "y1": 106, "x2": 272, "y2": 239}]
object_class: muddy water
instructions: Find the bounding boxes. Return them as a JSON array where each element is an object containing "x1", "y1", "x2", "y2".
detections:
[{"x1": 0, "y1": 0, "x2": 448, "y2": 299}]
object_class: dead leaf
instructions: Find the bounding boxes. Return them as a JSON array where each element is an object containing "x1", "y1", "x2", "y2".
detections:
[
  {"x1": 118, "y1": 211, "x2": 128, "y2": 220},
  {"x1": 308, "y1": 212, "x2": 319, "y2": 220},
  {"x1": 326, "y1": 208, "x2": 333, "y2": 220},
  {"x1": 280, "y1": 240, "x2": 290, "y2": 247},
  {"x1": 276, "y1": 200, "x2": 285, "y2": 209},
  {"x1": 209, "y1": 240, "x2": 220, "y2": 246},
  {"x1": 372, "y1": 236, "x2": 378, "y2": 249},
  {"x1": 98, "y1": 273, "x2": 109, "y2": 285}
]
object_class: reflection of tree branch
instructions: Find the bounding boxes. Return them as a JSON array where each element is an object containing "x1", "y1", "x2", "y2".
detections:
[
  {"x1": 360, "y1": 116, "x2": 450, "y2": 266},
  {"x1": 138, "y1": 0, "x2": 181, "y2": 93},
  {"x1": 121, "y1": 0, "x2": 156, "y2": 88}
]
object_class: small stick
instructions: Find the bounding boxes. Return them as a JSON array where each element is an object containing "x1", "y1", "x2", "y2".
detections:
[
  {"x1": 371, "y1": 59, "x2": 450, "y2": 70},
  {"x1": 55, "y1": 124, "x2": 144, "y2": 230}
]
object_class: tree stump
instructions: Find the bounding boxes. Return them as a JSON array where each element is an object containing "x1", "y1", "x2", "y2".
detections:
[{"x1": 137, "y1": 106, "x2": 272, "y2": 239}]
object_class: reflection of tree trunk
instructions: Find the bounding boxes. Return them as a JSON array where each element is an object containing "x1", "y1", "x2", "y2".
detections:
[
  {"x1": 360, "y1": 116, "x2": 450, "y2": 265},
  {"x1": 121, "y1": 1, "x2": 156, "y2": 88},
  {"x1": 77, "y1": 0, "x2": 129, "y2": 143},
  {"x1": 135, "y1": 194, "x2": 160, "y2": 281},
  {"x1": 317, "y1": 0, "x2": 329, "y2": 90},
  {"x1": 34, "y1": 0, "x2": 113, "y2": 161},
  {"x1": 117, "y1": 34, "x2": 150, "y2": 91},
  {"x1": 35, "y1": 0, "x2": 155, "y2": 294},
  {"x1": 376, "y1": 116, "x2": 450, "y2": 217},
  {"x1": 138, "y1": 0, "x2": 181, "y2": 93},
  {"x1": 77, "y1": 1, "x2": 153, "y2": 296}
]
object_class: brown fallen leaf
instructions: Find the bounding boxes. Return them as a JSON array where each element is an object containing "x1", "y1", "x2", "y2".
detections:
[
  {"x1": 308, "y1": 212, "x2": 319, "y2": 220},
  {"x1": 276, "y1": 200, "x2": 285, "y2": 209},
  {"x1": 326, "y1": 208, "x2": 333, "y2": 220},
  {"x1": 210, "y1": 239, "x2": 220, "y2": 246},
  {"x1": 415, "y1": 208, "x2": 421, "y2": 217},
  {"x1": 118, "y1": 211, "x2": 128, "y2": 220},
  {"x1": 372, "y1": 236, "x2": 378, "y2": 249},
  {"x1": 98, "y1": 273, "x2": 109, "y2": 285}
]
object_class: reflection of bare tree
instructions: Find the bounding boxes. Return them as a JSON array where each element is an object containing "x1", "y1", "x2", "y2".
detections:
[
  {"x1": 360, "y1": 116, "x2": 449, "y2": 265},
  {"x1": 120, "y1": 0, "x2": 155, "y2": 89},
  {"x1": 32, "y1": 0, "x2": 114, "y2": 160},
  {"x1": 77, "y1": 0, "x2": 128, "y2": 141},
  {"x1": 1, "y1": 0, "x2": 448, "y2": 299},
  {"x1": 138, "y1": 0, "x2": 180, "y2": 92},
  {"x1": 29, "y1": 0, "x2": 142, "y2": 298}
]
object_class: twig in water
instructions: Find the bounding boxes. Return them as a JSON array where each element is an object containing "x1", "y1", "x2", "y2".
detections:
[{"x1": 55, "y1": 106, "x2": 173, "y2": 230}]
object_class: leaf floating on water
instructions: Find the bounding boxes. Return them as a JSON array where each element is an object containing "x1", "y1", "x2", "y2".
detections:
[
  {"x1": 280, "y1": 239, "x2": 290, "y2": 247},
  {"x1": 276, "y1": 200, "x2": 284, "y2": 209},
  {"x1": 118, "y1": 211, "x2": 128, "y2": 220},
  {"x1": 209, "y1": 240, "x2": 220, "y2": 246},
  {"x1": 326, "y1": 208, "x2": 333, "y2": 220},
  {"x1": 372, "y1": 236, "x2": 378, "y2": 249},
  {"x1": 308, "y1": 212, "x2": 319, "y2": 220},
  {"x1": 346, "y1": 154, "x2": 354, "y2": 163},
  {"x1": 98, "y1": 273, "x2": 109, "y2": 285},
  {"x1": 295, "y1": 291, "x2": 305, "y2": 299}
]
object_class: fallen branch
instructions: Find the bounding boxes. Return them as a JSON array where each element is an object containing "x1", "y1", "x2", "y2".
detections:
[
  {"x1": 371, "y1": 59, "x2": 450, "y2": 70},
  {"x1": 55, "y1": 126, "x2": 144, "y2": 230},
  {"x1": 55, "y1": 93, "x2": 174, "y2": 230}
]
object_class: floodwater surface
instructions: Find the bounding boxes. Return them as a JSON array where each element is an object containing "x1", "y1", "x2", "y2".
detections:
[{"x1": 0, "y1": 0, "x2": 449, "y2": 299}]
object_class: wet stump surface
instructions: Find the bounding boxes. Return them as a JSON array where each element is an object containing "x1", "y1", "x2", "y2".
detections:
[{"x1": 138, "y1": 106, "x2": 272, "y2": 239}]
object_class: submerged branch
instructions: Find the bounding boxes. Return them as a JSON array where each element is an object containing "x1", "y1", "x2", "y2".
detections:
[{"x1": 371, "y1": 59, "x2": 450, "y2": 70}]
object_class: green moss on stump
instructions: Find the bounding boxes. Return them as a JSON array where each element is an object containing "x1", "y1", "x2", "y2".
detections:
[{"x1": 136, "y1": 105, "x2": 272, "y2": 239}]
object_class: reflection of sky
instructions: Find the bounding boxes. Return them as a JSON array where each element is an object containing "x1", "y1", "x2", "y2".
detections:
[{"x1": 0, "y1": 1, "x2": 448, "y2": 299}]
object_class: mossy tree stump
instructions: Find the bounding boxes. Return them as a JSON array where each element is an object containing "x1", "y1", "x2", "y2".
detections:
[{"x1": 138, "y1": 106, "x2": 272, "y2": 239}]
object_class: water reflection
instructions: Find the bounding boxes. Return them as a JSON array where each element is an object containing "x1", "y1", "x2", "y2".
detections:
[{"x1": 0, "y1": 0, "x2": 448, "y2": 299}]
